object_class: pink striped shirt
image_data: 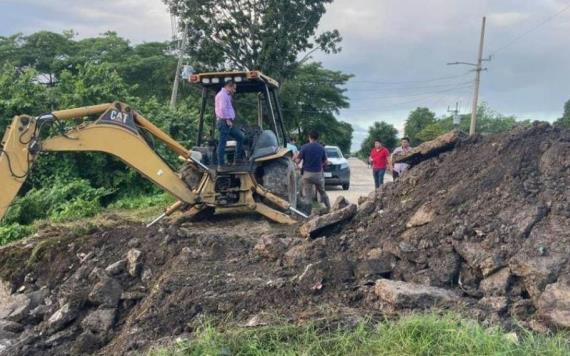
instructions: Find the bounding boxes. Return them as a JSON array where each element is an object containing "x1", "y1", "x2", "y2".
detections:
[{"x1": 215, "y1": 88, "x2": 235, "y2": 120}]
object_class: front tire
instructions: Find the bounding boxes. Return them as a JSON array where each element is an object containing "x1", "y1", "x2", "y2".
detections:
[
  {"x1": 261, "y1": 157, "x2": 298, "y2": 208},
  {"x1": 342, "y1": 183, "x2": 350, "y2": 191}
]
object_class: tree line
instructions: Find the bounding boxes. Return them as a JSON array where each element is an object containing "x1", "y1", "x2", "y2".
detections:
[{"x1": 358, "y1": 100, "x2": 570, "y2": 157}]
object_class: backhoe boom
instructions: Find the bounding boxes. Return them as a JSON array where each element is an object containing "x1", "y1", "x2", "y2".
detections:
[{"x1": 0, "y1": 102, "x2": 197, "y2": 221}]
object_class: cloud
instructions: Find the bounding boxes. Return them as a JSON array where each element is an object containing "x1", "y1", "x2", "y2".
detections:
[
  {"x1": 487, "y1": 12, "x2": 530, "y2": 27},
  {"x1": 0, "y1": 0, "x2": 172, "y2": 42},
  {"x1": 1, "y1": 0, "x2": 569, "y2": 150}
]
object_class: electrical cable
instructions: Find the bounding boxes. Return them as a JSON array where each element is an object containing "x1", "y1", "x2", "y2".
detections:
[
  {"x1": 293, "y1": 72, "x2": 473, "y2": 85},
  {"x1": 489, "y1": 1, "x2": 570, "y2": 56}
]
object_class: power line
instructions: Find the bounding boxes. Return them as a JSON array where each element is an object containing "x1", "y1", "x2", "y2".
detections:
[
  {"x1": 348, "y1": 82, "x2": 474, "y2": 102},
  {"x1": 347, "y1": 81, "x2": 474, "y2": 100},
  {"x1": 489, "y1": 1, "x2": 570, "y2": 56},
  {"x1": 293, "y1": 72, "x2": 472, "y2": 86},
  {"x1": 279, "y1": 83, "x2": 473, "y2": 114}
]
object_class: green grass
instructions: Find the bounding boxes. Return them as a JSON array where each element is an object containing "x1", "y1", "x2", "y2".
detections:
[
  {"x1": 0, "y1": 192, "x2": 175, "y2": 246},
  {"x1": 150, "y1": 313, "x2": 570, "y2": 356},
  {"x1": 108, "y1": 192, "x2": 175, "y2": 210}
]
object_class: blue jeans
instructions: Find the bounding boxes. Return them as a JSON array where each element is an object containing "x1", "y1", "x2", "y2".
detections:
[
  {"x1": 373, "y1": 169, "x2": 385, "y2": 189},
  {"x1": 217, "y1": 120, "x2": 244, "y2": 165}
]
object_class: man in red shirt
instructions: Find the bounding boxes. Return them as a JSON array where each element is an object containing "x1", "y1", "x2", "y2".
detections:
[{"x1": 369, "y1": 140, "x2": 390, "y2": 189}]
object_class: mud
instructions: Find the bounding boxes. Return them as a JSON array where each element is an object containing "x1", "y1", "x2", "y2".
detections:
[{"x1": 1, "y1": 123, "x2": 569, "y2": 355}]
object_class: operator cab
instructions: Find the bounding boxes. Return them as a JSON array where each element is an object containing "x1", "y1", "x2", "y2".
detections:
[{"x1": 189, "y1": 71, "x2": 288, "y2": 171}]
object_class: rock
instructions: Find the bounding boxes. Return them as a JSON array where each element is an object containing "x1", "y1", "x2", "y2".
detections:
[
  {"x1": 332, "y1": 196, "x2": 350, "y2": 211},
  {"x1": 47, "y1": 303, "x2": 78, "y2": 333},
  {"x1": 254, "y1": 235, "x2": 287, "y2": 261},
  {"x1": 0, "y1": 293, "x2": 31, "y2": 322},
  {"x1": 394, "y1": 129, "x2": 462, "y2": 166},
  {"x1": 29, "y1": 304, "x2": 50, "y2": 323},
  {"x1": 27, "y1": 287, "x2": 49, "y2": 309},
  {"x1": 374, "y1": 279, "x2": 459, "y2": 308},
  {"x1": 537, "y1": 281, "x2": 570, "y2": 328},
  {"x1": 0, "y1": 330, "x2": 17, "y2": 353},
  {"x1": 356, "y1": 200, "x2": 375, "y2": 217},
  {"x1": 105, "y1": 260, "x2": 127, "y2": 275},
  {"x1": 366, "y1": 248, "x2": 384, "y2": 260},
  {"x1": 478, "y1": 296, "x2": 508, "y2": 313},
  {"x1": 0, "y1": 320, "x2": 24, "y2": 333},
  {"x1": 45, "y1": 326, "x2": 77, "y2": 347},
  {"x1": 480, "y1": 268, "x2": 511, "y2": 296},
  {"x1": 81, "y1": 308, "x2": 116, "y2": 334},
  {"x1": 283, "y1": 244, "x2": 308, "y2": 266},
  {"x1": 121, "y1": 291, "x2": 146, "y2": 301},
  {"x1": 127, "y1": 238, "x2": 140, "y2": 248},
  {"x1": 503, "y1": 332, "x2": 519, "y2": 345},
  {"x1": 71, "y1": 330, "x2": 103, "y2": 355},
  {"x1": 244, "y1": 313, "x2": 271, "y2": 327},
  {"x1": 510, "y1": 299, "x2": 536, "y2": 320},
  {"x1": 88, "y1": 276, "x2": 122, "y2": 308},
  {"x1": 454, "y1": 241, "x2": 505, "y2": 276},
  {"x1": 406, "y1": 204, "x2": 435, "y2": 228},
  {"x1": 141, "y1": 268, "x2": 153, "y2": 284},
  {"x1": 509, "y1": 253, "x2": 566, "y2": 302},
  {"x1": 24, "y1": 273, "x2": 36, "y2": 284},
  {"x1": 162, "y1": 234, "x2": 176, "y2": 245},
  {"x1": 126, "y1": 249, "x2": 143, "y2": 277},
  {"x1": 299, "y1": 204, "x2": 357, "y2": 238},
  {"x1": 355, "y1": 256, "x2": 396, "y2": 281}
]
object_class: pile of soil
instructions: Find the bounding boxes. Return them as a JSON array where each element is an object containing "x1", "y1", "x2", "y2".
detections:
[{"x1": 1, "y1": 123, "x2": 569, "y2": 355}]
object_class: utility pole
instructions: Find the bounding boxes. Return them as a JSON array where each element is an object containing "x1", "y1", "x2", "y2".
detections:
[
  {"x1": 170, "y1": 22, "x2": 188, "y2": 110},
  {"x1": 448, "y1": 102, "x2": 460, "y2": 128},
  {"x1": 448, "y1": 16, "x2": 488, "y2": 135}
]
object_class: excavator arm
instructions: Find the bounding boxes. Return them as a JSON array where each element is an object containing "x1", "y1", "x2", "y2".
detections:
[{"x1": 0, "y1": 102, "x2": 198, "y2": 220}]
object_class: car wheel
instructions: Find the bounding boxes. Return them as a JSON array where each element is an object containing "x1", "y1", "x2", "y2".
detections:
[{"x1": 342, "y1": 183, "x2": 350, "y2": 191}]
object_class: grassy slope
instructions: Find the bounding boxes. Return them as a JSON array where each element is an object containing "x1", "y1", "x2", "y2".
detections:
[
  {"x1": 0, "y1": 193, "x2": 175, "y2": 246},
  {"x1": 150, "y1": 313, "x2": 570, "y2": 356}
]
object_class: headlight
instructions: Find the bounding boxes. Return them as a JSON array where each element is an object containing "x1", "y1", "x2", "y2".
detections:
[{"x1": 340, "y1": 163, "x2": 349, "y2": 170}]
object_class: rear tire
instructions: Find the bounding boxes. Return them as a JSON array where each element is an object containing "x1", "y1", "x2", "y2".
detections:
[
  {"x1": 342, "y1": 183, "x2": 350, "y2": 191},
  {"x1": 261, "y1": 157, "x2": 298, "y2": 208}
]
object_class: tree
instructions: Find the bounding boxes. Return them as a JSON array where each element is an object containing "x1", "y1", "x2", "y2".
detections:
[
  {"x1": 359, "y1": 121, "x2": 398, "y2": 158},
  {"x1": 555, "y1": 99, "x2": 570, "y2": 128},
  {"x1": 414, "y1": 103, "x2": 530, "y2": 142},
  {"x1": 404, "y1": 107, "x2": 436, "y2": 145},
  {"x1": 416, "y1": 123, "x2": 447, "y2": 142},
  {"x1": 0, "y1": 64, "x2": 50, "y2": 130},
  {"x1": 164, "y1": 0, "x2": 342, "y2": 79},
  {"x1": 279, "y1": 62, "x2": 353, "y2": 152}
]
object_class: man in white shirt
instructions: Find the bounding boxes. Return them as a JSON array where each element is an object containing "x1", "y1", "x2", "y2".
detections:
[{"x1": 390, "y1": 137, "x2": 412, "y2": 180}]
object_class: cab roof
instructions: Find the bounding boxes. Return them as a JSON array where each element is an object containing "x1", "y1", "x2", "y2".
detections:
[{"x1": 189, "y1": 71, "x2": 280, "y2": 93}]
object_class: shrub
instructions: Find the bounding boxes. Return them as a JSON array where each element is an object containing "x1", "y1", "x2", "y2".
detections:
[
  {"x1": 0, "y1": 224, "x2": 35, "y2": 245},
  {"x1": 2, "y1": 179, "x2": 111, "y2": 225}
]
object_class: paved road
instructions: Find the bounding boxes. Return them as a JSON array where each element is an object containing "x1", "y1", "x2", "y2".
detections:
[{"x1": 327, "y1": 158, "x2": 392, "y2": 203}]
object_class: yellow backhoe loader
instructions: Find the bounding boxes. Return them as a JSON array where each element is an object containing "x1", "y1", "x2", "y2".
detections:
[{"x1": 0, "y1": 71, "x2": 307, "y2": 226}]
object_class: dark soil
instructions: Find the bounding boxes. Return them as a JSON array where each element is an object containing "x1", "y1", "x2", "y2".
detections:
[{"x1": 1, "y1": 123, "x2": 569, "y2": 355}]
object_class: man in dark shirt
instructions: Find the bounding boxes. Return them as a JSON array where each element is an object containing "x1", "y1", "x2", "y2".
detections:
[{"x1": 296, "y1": 130, "x2": 331, "y2": 212}]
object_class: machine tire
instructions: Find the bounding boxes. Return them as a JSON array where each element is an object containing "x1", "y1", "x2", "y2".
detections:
[{"x1": 261, "y1": 157, "x2": 298, "y2": 208}]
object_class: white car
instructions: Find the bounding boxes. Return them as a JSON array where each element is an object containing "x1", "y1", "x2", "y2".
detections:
[{"x1": 324, "y1": 145, "x2": 351, "y2": 190}]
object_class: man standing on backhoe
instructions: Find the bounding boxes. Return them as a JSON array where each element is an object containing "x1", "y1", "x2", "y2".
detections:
[{"x1": 216, "y1": 80, "x2": 244, "y2": 169}]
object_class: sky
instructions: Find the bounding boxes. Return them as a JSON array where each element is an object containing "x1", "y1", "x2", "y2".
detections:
[{"x1": 1, "y1": 0, "x2": 569, "y2": 151}]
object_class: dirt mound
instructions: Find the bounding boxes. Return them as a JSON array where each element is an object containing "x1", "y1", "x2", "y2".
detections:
[
  {"x1": 328, "y1": 122, "x2": 570, "y2": 327},
  {"x1": 1, "y1": 123, "x2": 569, "y2": 355}
]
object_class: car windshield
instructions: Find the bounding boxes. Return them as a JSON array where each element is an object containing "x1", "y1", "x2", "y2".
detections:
[{"x1": 326, "y1": 148, "x2": 342, "y2": 158}]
